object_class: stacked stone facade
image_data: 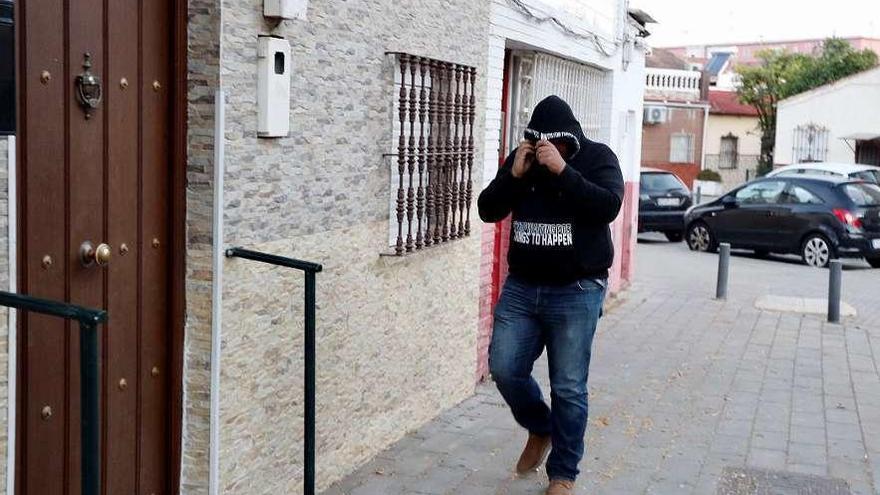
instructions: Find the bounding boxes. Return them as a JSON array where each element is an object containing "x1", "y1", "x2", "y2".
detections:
[{"x1": 210, "y1": 0, "x2": 491, "y2": 492}]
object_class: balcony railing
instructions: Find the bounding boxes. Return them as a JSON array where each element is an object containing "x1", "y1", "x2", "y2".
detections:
[{"x1": 645, "y1": 68, "x2": 702, "y2": 98}]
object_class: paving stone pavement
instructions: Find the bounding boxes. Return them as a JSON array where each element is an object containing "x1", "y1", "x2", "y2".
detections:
[{"x1": 323, "y1": 237, "x2": 880, "y2": 494}]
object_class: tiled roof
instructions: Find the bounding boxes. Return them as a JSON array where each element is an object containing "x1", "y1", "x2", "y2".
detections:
[
  {"x1": 646, "y1": 48, "x2": 689, "y2": 70},
  {"x1": 708, "y1": 90, "x2": 759, "y2": 116}
]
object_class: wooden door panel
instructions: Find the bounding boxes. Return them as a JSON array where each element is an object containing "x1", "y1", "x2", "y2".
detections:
[
  {"x1": 18, "y1": 0, "x2": 173, "y2": 493},
  {"x1": 106, "y1": 0, "x2": 141, "y2": 492},
  {"x1": 20, "y1": 1, "x2": 67, "y2": 493},
  {"x1": 139, "y1": 0, "x2": 171, "y2": 491},
  {"x1": 67, "y1": 2, "x2": 106, "y2": 493}
]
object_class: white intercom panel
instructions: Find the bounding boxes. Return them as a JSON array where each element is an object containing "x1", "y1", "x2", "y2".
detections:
[
  {"x1": 264, "y1": 0, "x2": 308, "y2": 20},
  {"x1": 257, "y1": 36, "x2": 291, "y2": 138}
]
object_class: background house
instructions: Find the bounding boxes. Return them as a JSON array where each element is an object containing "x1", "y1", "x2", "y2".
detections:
[
  {"x1": 662, "y1": 37, "x2": 880, "y2": 91},
  {"x1": 664, "y1": 37, "x2": 880, "y2": 65},
  {"x1": 704, "y1": 90, "x2": 761, "y2": 191},
  {"x1": 640, "y1": 48, "x2": 710, "y2": 188},
  {"x1": 775, "y1": 66, "x2": 880, "y2": 167}
]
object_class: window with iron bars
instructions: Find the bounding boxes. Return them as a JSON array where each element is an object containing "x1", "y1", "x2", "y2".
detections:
[
  {"x1": 793, "y1": 124, "x2": 829, "y2": 163},
  {"x1": 506, "y1": 51, "x2": 609, "y2": 157},
  {"x1": 719, "y1": 134, "x2": 738, "y2": 169},
  {"x1": 386, "y1": 53, "x2": 477, "y2": 256}
]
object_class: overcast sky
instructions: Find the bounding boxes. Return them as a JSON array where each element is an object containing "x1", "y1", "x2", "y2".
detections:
[{"x1": 629, "y1": 0, "x2": 880, "y2": 47}]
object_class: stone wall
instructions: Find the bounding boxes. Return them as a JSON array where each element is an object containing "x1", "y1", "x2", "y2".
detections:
[
  {"x1": 182, "y1": 0, "x2": 222, "y2": 492},
  {"x1": 214, "y1": 0, "x2": 490, "y2": 492}
]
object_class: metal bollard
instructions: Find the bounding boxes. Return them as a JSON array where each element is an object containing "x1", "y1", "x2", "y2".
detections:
[
  {"x1": 695, "y1": 186, "x2": 702, "y2": 205},
  {"x1": 716, "y1": 243, "x2": 731, "y2": 300},
  {"x1": 828, "y1": 259, "x2": 842, "y2": 323}
]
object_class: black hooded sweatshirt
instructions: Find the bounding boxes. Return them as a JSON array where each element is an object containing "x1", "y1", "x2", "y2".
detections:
[{"x1": 478, "y1": 95, "x2": 624, "y2": 285}]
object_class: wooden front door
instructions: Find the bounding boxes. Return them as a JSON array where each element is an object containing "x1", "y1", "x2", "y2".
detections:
[{"x1": 17, "y1": 0, "x2": 174, "y2": 493}]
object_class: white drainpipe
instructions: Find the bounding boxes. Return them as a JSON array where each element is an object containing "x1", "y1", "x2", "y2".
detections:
[{"x1": 209, "y1": 89, "x2": 226, "y2": 495}]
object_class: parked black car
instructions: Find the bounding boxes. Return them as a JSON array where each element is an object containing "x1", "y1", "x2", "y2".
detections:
[
  {"x1": 638, "y1": 168, "x2": 693, "y2": 242},
  {"x1": 684, "y1": 176, "x2": 880, "y2": 268}
]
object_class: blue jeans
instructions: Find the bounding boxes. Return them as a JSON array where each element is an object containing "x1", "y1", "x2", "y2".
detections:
[{"x1": 489, "y1": 275, "x2": 606, "y2": 481}]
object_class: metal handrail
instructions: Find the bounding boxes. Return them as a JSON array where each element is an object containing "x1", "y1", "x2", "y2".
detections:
[
  {"x1": 0, "y1": 290, "x2": 107, "y2": 495},
  {"x1": 224, "y1": 247, "x2": 322, "y2": 495}
]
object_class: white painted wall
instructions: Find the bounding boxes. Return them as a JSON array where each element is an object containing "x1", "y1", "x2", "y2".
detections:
[
  {"x1": 609, "y1": 50, "x2": 647, "y2": 184},
  {"x1": 705, "y1": 115, "x2": 761, "y2": 155},
  {"x1": 775, "y1": 67, "x2": 880, "y2": 165},
  {"x1": 542, "y1": 0, "x2": 618, "y2": 38},
  {"x1": 483, "y1": 0, "x2": 647, "y2": 186},
  {"x1": 715, "y1": 70, "x2": 741, "y2": 90}
]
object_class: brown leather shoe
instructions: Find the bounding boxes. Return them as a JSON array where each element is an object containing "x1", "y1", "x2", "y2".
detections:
[
  {"x1": 546, "y1": 479, "x2": 575, "y2": 495},
  {"x1": 515, "y1": 433, "x2": 551, "y2": 474}
]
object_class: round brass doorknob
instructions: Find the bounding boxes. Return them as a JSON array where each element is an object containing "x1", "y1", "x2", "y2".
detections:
[
  {"x1": 80, "y1": 241, "x2": 112, "y2": 267},
  {"x1": 94, "y1": 243, "x2": 111, "y2": 266}
]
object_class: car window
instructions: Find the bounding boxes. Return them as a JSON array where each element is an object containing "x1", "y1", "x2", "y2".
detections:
[
  {"x1": 841, "y1": 182, "x2": 880, "y2": 206},
  {"x1": 734, "y1": 181, "x2": 787, "y2": 205},
  {"x1": 640, "y1": 172, "x2": 687, "y2": 193},
  {"x1": 780, "y1": 185, "x2": 823, "y2": 205},
  {"x1": 850, "y1": 170, "x2": 880, "y2": 184}
]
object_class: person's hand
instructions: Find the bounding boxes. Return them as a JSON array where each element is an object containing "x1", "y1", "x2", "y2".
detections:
[
  {"x1": 511, "y1": 141, "x2": 535, "y2": 178},
  {"x1": 536, "y1": 140, "x2": 567, "y2": 175}
]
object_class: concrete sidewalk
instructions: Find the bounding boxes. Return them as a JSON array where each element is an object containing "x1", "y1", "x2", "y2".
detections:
[{"x1": 323, "y1": 239, "x2": 880, "y2": 494}]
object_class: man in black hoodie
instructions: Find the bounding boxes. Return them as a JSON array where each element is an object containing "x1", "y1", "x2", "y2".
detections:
[{"x1": 479, "y1": 95, "x2": 623, "y2": 494}]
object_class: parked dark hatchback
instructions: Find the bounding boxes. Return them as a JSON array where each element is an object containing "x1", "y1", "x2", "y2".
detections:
[
  {"x1": 638, "y1": 168, "x2": 693, "y2": 242},
  {"x1": 685, "y1": 176, "x2": 880, "y2": 268}
]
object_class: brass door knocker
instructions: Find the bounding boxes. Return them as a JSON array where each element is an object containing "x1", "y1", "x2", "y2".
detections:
[{"x1": 75, "y1": 53, "x2": 102, "y2": 119}]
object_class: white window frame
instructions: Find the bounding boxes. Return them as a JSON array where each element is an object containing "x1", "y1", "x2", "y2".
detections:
[
  {"x1": 719, "y1": 134, "x2": 738, "y2": 169},
  {"x1": 669, "y1": 132, "x2": 695, "y2": 163}
]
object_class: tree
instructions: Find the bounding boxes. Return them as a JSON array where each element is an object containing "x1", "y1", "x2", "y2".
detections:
[{"x1": 736, "y1": 38, "x2": 877, "y2": 176}]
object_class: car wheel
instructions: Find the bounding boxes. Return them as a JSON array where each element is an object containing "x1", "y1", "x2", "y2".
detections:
[
  {"x1": 687, "y1": 222, "x2": 716, "y2": 252},
  {"x1": 801, "y1": 234, "x2": 833, "y2": 268},
  {"x1": 867, "y1": 257, "x2": 880, "y2": 269},
  {"x1": 665, "y1": 231, "x2": 684, "y2": 243}
]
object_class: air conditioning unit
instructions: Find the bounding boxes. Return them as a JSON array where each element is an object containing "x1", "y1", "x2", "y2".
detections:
[{"x1": 643, "y1": 106, "x2": 668, "y2": 124}]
